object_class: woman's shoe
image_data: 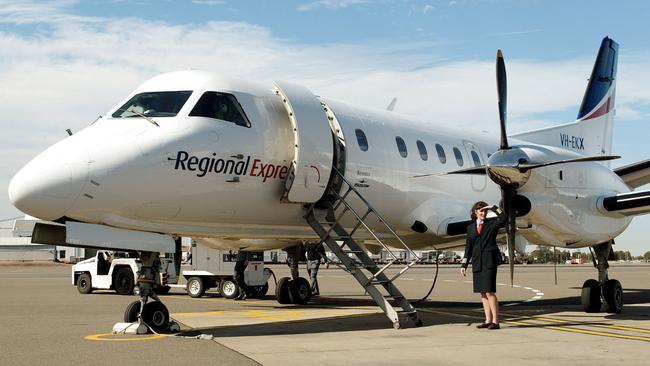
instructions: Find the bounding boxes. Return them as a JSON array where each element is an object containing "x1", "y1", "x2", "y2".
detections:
[
  {"x1": 487, "y1": 323, "x2": 500, "y2": 330},
  {"x1": 476, "y1": 322, "x2": 492, "y2": 329}
]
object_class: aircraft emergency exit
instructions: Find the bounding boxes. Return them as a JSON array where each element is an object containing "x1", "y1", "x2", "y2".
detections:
[{"x1": 8, "y1": 37, "x2": 650, "y2": 331}]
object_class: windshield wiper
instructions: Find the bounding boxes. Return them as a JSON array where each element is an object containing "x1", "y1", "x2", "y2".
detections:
[{"x1": 116, "y1": 107, "x2": 160, "y2": 127}]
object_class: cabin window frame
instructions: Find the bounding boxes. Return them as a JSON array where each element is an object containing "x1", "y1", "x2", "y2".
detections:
[
  {"x1": 396, "y1": 136, "x2": 408, "y2": 158},
  {"x1": 470, "y1": 150, "x2": 481, "y2": 166},
  {"x1": 416, "y1": 140, "x2": 428, "y2": 161},
  {"x1": 453, "y1": 147, "x2": 464, "y2": 166},
  {"x1": 435, "y1": 143, "x2": 447, "y2": 164},
  {"x1": 355, "y1": 129, "x2": 369, "y2": 151}
]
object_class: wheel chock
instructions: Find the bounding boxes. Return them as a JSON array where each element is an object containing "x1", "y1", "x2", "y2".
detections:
[{"x1": 112, "y1": 322, "x2": 149, "y2": 335}]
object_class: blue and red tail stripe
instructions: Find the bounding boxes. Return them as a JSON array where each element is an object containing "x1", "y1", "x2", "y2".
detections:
[{"x1": 577, "y1": 37, "x2": 618, "y2": 121}]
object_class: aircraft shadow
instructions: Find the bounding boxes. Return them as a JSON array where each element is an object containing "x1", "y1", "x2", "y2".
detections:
[{"x1": 175, "y1": 288, "x2": 650, "y2": 337}]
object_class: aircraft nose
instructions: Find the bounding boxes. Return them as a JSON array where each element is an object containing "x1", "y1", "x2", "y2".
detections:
[{"x1": 8, "y1": 139, "x2": 89, "y2": 221}]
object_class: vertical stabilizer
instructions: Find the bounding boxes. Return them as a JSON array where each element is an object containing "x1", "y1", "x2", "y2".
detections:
[
  {"x1": 512, "y1": 37, "x2": 618, "y2": 157},
  {"x1": 577, "y1": 37, "x2": 618, "y2": 121}
]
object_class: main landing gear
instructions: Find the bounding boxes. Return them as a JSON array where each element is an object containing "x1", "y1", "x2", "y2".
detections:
[
  {"x1": 122, "y1": 251, "x2": 174, "y2": 333},
  {"x1": 581, "y1": 241, "x2": 624, "y2": 313},
  {"x1": 276, "y1": 244, "x2": 312, "y2": 305}
]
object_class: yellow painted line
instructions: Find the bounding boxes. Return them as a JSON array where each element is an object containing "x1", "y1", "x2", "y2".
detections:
[
  {"x1": 534, "y1": 316, "x2": 650, "y2": 334},
  {"x1": 85, "y1": 333, "x2": 164, "y2": 342},
  {"x1": 173, "y1": 310, "x2": 225, "y2": 317},
  {"x1": 508, "y1": 317, "x2": 650, "y2": 342},
  {"x1": 418, "y1": 308, "x2": 482, "y2": 319},
  {"x1": 543, "y1": 325, "x2": 650, "y2": 342},
  {"x1": 164, "y1": 295, "x2": 271, "y2": 306},
  {"x1": 172, "y1": 308, "x2": 367, "y2": 323},
  {"x1": 421, "y1": 308, "x2": 650, "y2": 341}
]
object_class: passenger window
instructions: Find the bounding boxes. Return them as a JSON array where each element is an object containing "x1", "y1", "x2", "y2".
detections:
[
  {"x1": 471, "y1": 151, "x2": 481, "y2": 166},
  {"x1": 189, "y1": 92, "x2": 251, "y2": 127},
  {"x1": 355, "y1": 129, "x2": 368, "y2": 151},
  {"x1": 416, "y1": 140, "x2": 428, "y2": 161},
  {"x1": 453, "y1": 147, "x2": 464, "y2": 166},
  {"x1": 435, "y1": 144, "x2": 446, "y2": 164},
  {"x1": 396, "y1": 136, "x2": 407, "y2": 158}
]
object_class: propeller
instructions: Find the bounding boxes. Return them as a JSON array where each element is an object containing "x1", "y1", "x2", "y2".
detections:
[
  {"x1": 495, "y1": 49, "x2": 517, "y2": 287},
  {"x1": 497, "y1": 50, "x2": 509, "y2": 151}
]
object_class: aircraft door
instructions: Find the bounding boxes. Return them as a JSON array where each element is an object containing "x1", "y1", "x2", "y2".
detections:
[
  {"x1": 462, "y1": 141, "x2": 487, "y2": 192},
  {"x1": 273, "y1": 81, "x2": 334, "y2": 203}
]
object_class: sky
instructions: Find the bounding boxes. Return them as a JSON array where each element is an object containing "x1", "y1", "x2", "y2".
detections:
[{"x1": 0, "y1": 0, "x2": 649, "y2": 255}]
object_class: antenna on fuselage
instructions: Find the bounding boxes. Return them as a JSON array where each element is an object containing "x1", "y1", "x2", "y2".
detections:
[{"x1": 386, "y1": 97, "x2": 398, "y2": 111}]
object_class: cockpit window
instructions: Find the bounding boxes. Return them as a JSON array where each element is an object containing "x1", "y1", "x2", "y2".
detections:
[
  {"x1": 111, "y1": 91, "x2": 192, "y2": 118},
  {"x1": 189, "y1": 92, "x2": 251, "y2": 127}
]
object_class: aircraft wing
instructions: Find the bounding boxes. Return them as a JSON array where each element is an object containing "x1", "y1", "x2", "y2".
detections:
[{"x1": 614, "y1": 159, "x2": 650, "y2": 189}]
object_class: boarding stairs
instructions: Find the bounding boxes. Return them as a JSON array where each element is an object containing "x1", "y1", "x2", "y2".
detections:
[{"x1": 305, "y1": 167, "x2": 422, "y2": 329}]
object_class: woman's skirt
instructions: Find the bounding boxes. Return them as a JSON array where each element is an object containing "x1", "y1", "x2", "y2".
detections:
[{"x1": 473, "y1": 267, "x2": 497, "y2": 293}]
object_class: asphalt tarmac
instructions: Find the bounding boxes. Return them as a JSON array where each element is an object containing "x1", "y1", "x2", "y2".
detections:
[{"x1": 1, "y1": 262, "x2": 649, "y2": 365}]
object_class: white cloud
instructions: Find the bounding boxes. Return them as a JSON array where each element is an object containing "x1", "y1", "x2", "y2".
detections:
[
  {"x1": 423, "y1": 4, "x2": 434, "y2": 14},
  {"x1": 191, "y1": 0, "x2": 225, "y2": 5},
  {"x1": 0, "y1": 0, "x2": 98, "y2": 25},
  {"x1": 297, "y1": 0, "x2": 370, "y2": 12}
]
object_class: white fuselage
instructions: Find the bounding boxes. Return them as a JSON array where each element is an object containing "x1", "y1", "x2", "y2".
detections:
[{"x1": 8, "y1": 71, "x2": 632, "y2": 252}]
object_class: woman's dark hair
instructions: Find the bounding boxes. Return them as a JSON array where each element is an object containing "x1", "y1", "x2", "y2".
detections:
[{"x1": 470, "y1": 201, "x2": 489, "y2": 220}]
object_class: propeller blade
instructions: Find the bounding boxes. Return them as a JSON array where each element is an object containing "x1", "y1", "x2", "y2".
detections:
[
  {"x1": 518, "y1": 155, "x2": 620, "y2": 171},
  {"x1": 496, "y1": 50, "x2": 508, "y2": 150},
  {"x1": 411, "y1": 166, "x2": 487, "y2": 178},
  {"x1": 502, "y1": 187, "x2": 517, "y2": 287}
]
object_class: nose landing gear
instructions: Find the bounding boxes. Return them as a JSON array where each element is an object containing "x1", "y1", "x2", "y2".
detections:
[{"x1": 119, "y1": 251, "x2": 173, "y2": 334}]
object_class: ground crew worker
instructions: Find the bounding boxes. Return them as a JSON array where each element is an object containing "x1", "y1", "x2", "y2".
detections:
[
  {"x1": 234, "y1": 250, "x2": 251, "y2": 300},
  {"x1": 303, "y1": 241, "x2": 328, "y2": 296}
]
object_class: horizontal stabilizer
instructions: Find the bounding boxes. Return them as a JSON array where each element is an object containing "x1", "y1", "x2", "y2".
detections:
[
  {"x1": 614, "y1": 159, "x2": 650, "y2": 188},
  {"x1": 598, "y1": 190, "x2": 650, "y2": 217}
]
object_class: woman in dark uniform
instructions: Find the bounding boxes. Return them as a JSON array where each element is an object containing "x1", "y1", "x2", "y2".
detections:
[{"x1": 460, "y1": 201, "x2": 506, "y2": 330}]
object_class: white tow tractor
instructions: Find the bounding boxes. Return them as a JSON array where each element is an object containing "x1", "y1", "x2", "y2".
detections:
[
  {"x1": 183, "y1": 245, "x2": 272, "y2": 299},
  {"x1": 72, "y1": 250, "x2": 178, "y2": 295}
]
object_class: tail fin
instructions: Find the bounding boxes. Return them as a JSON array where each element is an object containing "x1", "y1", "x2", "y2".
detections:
[
  {"x1": 512, "y1": 37, "x2": 618, "y2": 157},
  {"x1": 577, "y1": 37, "x2": 618, "y2": 121}
]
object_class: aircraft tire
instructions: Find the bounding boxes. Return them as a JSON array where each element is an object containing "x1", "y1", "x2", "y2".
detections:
[
  {"x1": 141, "y1": 301, "x2": 169, "y2": 333},
  {"x1": 603, "y1": 279, "x2": 623, "y2": 313},
  {"x1": 114, "y1": 267, "x2": 134, "y2": 295},
  {"x1": 186, "y1": 277, "x2": 205, "y2": 298},
  {"x1": 77, "y1": 273, "x2": 93, "y2": 294},
  {"x1": 220, "y1": 278, "x2": 239, "y2": 299},
  {"x1": 124, "y1": 300, "x2": 141, "y2": 323},
  {"x1": 275, "y1": 277, "x2": 292, "y2": 304},
  {"x1": 581, "y1": 279, "x2": 602, "y2": 313},
  {"x1": 288, "y1": 277, "x2": 311, "y2": 305}
]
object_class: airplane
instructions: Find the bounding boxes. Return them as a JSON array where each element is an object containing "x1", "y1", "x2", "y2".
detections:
[{"x1": 8, "y1": 36, "x2": 650, "y2": 332}]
